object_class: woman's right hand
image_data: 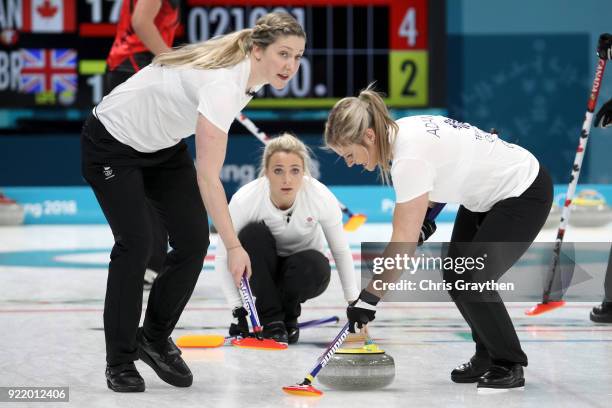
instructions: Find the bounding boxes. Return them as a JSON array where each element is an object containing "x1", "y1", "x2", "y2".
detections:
[{"x1": 228, "y1": 246, "x2": 252, "y2": 287}]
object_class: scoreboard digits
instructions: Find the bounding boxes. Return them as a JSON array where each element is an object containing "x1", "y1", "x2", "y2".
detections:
[
  {"x1": 389, "y1": 0, "x2": 428, "y2": 106},
  {"x1": 83, "y1": 0, "x2": 122, "y2": 24},
  {"x1": 187, "y1": 7, "x2": 306, "y2": 42}
]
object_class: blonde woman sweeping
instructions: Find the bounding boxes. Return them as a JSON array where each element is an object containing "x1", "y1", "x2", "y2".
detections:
[
  {"x1": 324, "y1": 85, "x2": 552, "y2": 391},
  {"x1": 81, "y1": 12, "x2": 306, "y2": 392}
]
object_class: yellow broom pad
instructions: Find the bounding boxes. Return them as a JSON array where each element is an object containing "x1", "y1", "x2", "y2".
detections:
[
  {"x1": 176, "y1": 334, "x2": 226, "y2": 348},
  {"x1": 343, "y1": 213, "x2": 367, "y2": 232}
]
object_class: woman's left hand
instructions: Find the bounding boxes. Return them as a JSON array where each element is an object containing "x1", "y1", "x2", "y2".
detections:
[{"x1": 228, "y1": 246, "x2": 252, "y2": 287}]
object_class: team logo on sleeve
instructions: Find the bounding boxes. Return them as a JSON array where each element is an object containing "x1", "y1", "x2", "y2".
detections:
[{"x1": 102, "y1": 166, "x2": 115, "y2": 180}]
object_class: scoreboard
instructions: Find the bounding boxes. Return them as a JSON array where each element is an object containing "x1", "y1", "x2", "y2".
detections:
[{"x1": 0, "y1": 0, "x2": 445, "y2": 111}]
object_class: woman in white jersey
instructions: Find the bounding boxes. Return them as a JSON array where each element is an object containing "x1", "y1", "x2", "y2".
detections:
[
  {"x1": 324, "y1": 86, "x2": 553, "y2": 391},
  {"x1": 80, "y1": 12, "x2": 306, "y2": 393},
  {"x1": 216, "y1": 134, "x2": 359, "y2": 344}
]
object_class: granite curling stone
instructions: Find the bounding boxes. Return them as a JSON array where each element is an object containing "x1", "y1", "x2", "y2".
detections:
[
  {"x1": 317, "y1": 343, "x2": 395, "y2": 390},
  {"x1": 568, "y1": 190, "x2": 612, "y2": 228}
]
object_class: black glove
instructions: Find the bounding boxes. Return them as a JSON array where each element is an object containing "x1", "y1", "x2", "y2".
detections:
[
  {"x1": 229, "y1": 307, "x2": 250, "y2": 337},
  {"x1": 597, "y1": 33, "x2": 612, "y2": 60},
  {"x1": 595, "y1": 99, "x2": 612, "y2": 128},
  {"x1": 346, "y1": 290, "x2": 380, "y2": 333},
  {"x1": 418, "y1": 218, "x2": 437, "y2": 246}
]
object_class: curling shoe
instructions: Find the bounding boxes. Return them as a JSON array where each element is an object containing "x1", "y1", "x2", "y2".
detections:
[
  {"x1": 285, "y1": 320, "x2": 300, "y2": 344},
  {"x1": 105, "y1": 362, "x2": 145, "y2": 392},
  {"x1": 590, "y1": 301, "x2": 612, "y2": 323},
  {"x1": 451, "y1": 355, "x2": 491, "y2": 383},
  {"x1": 137, "y1": 328, "x2": 192, "y2": 387},
  {"x1": 262, "y1": 321, "x2": 288, "y2": 344},
  {"x1": 477, "y1": 364, "x2": 525, "y2": 391}
]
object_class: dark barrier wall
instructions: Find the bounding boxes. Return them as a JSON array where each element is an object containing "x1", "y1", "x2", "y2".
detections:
[
  {"x1": 0, "y1": 134, "x2": 380, "y2": 196},
  {"x1": 447, "y1": 34, "x2": 589, "y2": 184},
  {"x1": 446, "y1": 0, "x2": 612, "y2": 184},
  {"x1": 3, "y1": 0, "x2": 612, "y2": 186}
]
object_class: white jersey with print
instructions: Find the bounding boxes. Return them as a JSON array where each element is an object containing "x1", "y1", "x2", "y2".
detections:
[
  {"x1": 216, "y1": 176, "x2": 360, "y2": 308},
  {"x1": 94, "y1": 58, "x2": 260, "y2": 153},
  {"x1": 391, "y1": 115, "x2": 540, "y2": 212}
]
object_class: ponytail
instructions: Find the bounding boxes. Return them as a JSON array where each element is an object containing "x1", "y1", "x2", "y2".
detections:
[{"x1": 324, "y1": 83, "x2": 398, "y2": 184}]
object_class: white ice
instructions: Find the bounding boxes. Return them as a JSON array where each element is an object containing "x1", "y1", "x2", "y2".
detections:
[{"x1": 0, "y1": 223, "x2": 611, "y2": 408}]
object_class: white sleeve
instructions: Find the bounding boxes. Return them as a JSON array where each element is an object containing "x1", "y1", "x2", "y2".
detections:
[
  {"x1": 215, "y1": 197, "x2": 251, "y2": 309},
  {"x1": 391, "y1": 158, "x2": 435, "y2": 203},
  {"x1": 319, "y1": 190, "x2": 360, "y2": 302},
  {"x1": 197, "y1": 81, "x2": 241, "y2": 134}
]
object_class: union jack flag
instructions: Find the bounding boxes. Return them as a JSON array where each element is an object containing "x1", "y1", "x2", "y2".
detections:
[{"x1": 20, "y1": 49, "x2": 77, "y2": 94}]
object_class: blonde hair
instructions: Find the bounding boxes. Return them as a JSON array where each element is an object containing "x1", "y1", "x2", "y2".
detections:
[
  {"x1": 154, "y1": 12, "x2": 306, "y2": 69},
  {"x1": 259, "y1": 133, "x2": 312, "y2": 177},
  {"x1": 324, "y1": 84, "x2": 398, "y2": 184}
]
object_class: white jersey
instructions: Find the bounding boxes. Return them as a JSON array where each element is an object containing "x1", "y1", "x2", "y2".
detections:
[
  {"x1": 216, "y1": 176, "x2": 360, "y2": 308},
  {"x1": 391, "y1": 116, "x2": 540, "y2": 212},
  {"x1": 94, "y1": 58, "x2": 261, "y2": 153}
]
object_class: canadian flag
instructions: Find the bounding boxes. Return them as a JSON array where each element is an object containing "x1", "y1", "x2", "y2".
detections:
[{"x1": 22, "y1": 0, "x2": 76, "y2": 33}]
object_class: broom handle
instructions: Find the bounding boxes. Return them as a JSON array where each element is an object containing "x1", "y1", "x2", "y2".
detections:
[
  {"x1": 239, "y1": 275, "x2": 263, "y2": 336},
  {"x1": 542, "y1": 57, "x2": 607, "y2": 303}
]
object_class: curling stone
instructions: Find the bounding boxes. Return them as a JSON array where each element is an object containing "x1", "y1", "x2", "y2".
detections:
[
  {"x1": 568, "y1": 190, "x2": 612, "y2": 228},
  {"x1": 317, "y1": 343, "x2": 395, "y2": 391},
  {"x1": 0, "y1": 193, "x2": 24, "y2": 226}
]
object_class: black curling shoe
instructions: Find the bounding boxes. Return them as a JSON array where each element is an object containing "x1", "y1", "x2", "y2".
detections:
[
  {"x1": 451, "y1": 356, "x2": 491, "y2": 383},
  {"x1": 137, "y1": 328, "x2": 193, "y2": 387},
  {"x1": 285, "y1": 320, "x2": 300, "y2": 344},
  {"x1": 590, "y1": 302, "x2": 612, "y2": 323},
  {"x1": 477, "y1": 364, "x2": 525, "y2": 391},
  {"x1": 105, "y1": 362, "x2": 145, "y2": 392},
  {"x1": 262, "y1": 321, "x2": 289, "y2": 344}
]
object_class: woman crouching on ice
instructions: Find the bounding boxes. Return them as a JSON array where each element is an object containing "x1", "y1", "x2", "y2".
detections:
[{"x1": 216, "y1": 133, "x2": 359, "y2": 344}]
